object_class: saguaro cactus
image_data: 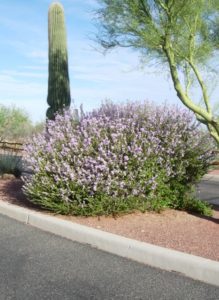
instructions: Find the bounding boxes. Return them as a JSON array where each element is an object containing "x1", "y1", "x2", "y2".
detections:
[{"x1": 47, "y1": 1, "x2": 71, "y2": 120}]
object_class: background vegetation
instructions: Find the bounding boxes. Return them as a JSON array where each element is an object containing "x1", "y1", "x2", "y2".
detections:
[
  {"x1": 0, "y1": 104, "x2": 44, "y2": 142},
  {"x1": 0, "y1": 104, "x2": 44, "y2": 178}
]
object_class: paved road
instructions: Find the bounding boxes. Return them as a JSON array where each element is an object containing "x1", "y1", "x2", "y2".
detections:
[
  {"x1": 0, "y1": 214, "x2": 219, "y2": 300},
  {"x1": 196, "y1": 179, "x2": 219, "y2": 206}
]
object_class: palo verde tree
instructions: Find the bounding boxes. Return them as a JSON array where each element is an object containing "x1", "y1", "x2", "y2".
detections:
[
  {"x1": 47, "y1": 1, "x2": 71, "y2": 120},
  {"x1": 95, "y1": 0, "x2": 219, "y2": 145}
]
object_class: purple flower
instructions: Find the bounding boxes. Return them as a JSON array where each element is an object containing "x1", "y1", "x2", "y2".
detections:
[{"x1": 23, "y1": 101, "x2": 215, "y2": 209}]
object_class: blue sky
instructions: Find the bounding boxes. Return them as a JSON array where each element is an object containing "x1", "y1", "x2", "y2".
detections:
[{"x1": 0, "y1": 0, "x2": 218, "y2": 123}]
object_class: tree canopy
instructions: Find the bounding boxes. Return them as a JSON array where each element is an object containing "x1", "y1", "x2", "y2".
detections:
[
  {"x1": 0, "y1": 105, "x2": 44, "y2": 142},
  {"x1": 95, "y1": 0, "x2": 219, "y2": 145}
]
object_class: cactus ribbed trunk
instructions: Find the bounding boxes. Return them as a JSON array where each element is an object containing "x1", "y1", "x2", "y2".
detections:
[{"x1": 47, "y1": 2, "x2": 71, "y2": 120}]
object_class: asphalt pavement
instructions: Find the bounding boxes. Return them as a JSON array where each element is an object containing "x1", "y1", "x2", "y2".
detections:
[
  {"x1": 0, "y1": 214, "x2": 219, "y2": 300},
  {"x1": 196, "y1": 178, "x2": 219, "y2": 207}
]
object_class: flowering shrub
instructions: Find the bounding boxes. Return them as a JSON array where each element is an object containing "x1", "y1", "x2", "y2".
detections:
[{"x1": 23, "y1": 101, "x2": 215, "y2": 216}]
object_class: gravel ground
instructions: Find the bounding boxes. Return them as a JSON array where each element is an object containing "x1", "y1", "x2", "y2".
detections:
[{"x1": 0, "y1": 178, "x2": 218, "y2": 262}]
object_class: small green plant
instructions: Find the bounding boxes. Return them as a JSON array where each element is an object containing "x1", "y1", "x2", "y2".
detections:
[
  {"x1": 182, "y1": 196, "x2": 213, "y2": 217},
  {"x1": 0, "y1": 154, "x2": 23, "y2": 178}
]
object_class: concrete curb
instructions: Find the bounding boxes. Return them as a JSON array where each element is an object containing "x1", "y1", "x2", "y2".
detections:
[{"x1": 0, "y1": 200, "x2": 219, "y2": 287}]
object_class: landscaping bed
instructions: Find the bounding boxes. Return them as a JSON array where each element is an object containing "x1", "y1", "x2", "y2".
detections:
[{"x1": 0, "y1": 177, "x2": 218, "y2": 262}]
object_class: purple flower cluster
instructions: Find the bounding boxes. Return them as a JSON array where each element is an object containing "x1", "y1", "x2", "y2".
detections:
[{"x1": 22, "y1": 101, "x2": 215, "y2": 213}]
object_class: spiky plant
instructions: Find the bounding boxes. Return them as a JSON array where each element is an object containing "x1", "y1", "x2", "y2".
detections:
[{"x1": 47, "y1": 1, "x2": 71, "y2": 120}]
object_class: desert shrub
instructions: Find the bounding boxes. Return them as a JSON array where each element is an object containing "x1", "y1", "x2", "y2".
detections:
[
  {"x1": 182, "y1": 196, "x2": 212, "y2": 217},
  {"x1": 0, "y1": 154, "x2": 23, "y2": 178},
  {"x1": 0, "y1": 104, "x2": 44, "y2": 142},
  {"x1": 22, "y1": 101, "x2": 215, "y2": 216},
  {"x1": 31, "y1": 121, "x2": 45, "y2": 136}
]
